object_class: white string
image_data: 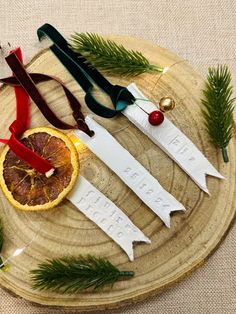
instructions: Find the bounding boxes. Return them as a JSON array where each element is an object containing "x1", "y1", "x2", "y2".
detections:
[{"x1": 0, "y1": 210, "x2": 52, "y2": 269}]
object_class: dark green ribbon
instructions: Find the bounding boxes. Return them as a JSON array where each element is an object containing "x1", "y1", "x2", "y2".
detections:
[{"x1": 37, "y1": 24, "x2": 135, "y2": 118}]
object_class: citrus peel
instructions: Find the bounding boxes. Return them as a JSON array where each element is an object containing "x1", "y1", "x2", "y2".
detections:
[{"x1": 0, "y1": 127, "x2": 79, "y2": 211}]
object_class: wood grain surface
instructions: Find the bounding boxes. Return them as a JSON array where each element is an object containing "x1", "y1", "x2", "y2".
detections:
[{"x1": 0, "y1": 36, "x2": 235, "y2": 311}]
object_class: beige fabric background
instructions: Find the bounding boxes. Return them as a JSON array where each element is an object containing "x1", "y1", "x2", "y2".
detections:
[{"x1": 0, "y1": 0, "x2": 235, "y2": 313}]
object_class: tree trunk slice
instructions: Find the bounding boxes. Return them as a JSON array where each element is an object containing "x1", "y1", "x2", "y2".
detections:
[{"x1": 0, "y1": 36, "x2": 235, "y2": 311}]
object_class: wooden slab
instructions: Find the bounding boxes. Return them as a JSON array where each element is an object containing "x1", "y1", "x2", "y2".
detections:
[{"x1": 0, "y1": 36, "x2": 235, "y2": 311}]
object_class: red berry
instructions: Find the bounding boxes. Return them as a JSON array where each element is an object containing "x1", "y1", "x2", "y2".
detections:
[{"x1": 148, "y1": 110, "x2": 164, "y2": 126}]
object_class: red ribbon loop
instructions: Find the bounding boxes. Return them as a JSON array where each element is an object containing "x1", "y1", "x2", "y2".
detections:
[{"x1": 0, "y1": 48, "x2": 54, "y2": 174}]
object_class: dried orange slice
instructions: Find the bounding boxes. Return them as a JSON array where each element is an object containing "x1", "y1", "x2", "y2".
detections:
[{"x1": 0, "y1": 127, "x2": 79, "y2": 211}]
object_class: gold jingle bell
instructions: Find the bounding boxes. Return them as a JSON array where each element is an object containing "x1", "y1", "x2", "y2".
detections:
[{"x1": 159, "y1": 97, "x2": 176, "y2": 112}]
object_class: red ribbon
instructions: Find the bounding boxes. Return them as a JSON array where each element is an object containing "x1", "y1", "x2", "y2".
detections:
[
  {"x1": 0, "y1": 48, "x2": 54, "y2": 174},
  {"x1": 12, "y1": 48, "x2": 30, "y2": 134}
]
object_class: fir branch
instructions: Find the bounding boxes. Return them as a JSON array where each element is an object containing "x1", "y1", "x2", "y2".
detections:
[
  {"x1": 31, "y1": 255, "x2": 134, "y2": 293},
  {"x1": 201, "y1": 65, "x2": 235, "y2": 162},
  {"x1": 0, "y1": 218, "x2": 3, "y2": 253},
  {"x1": 69, "y1": 32, "x2": 163, "y2": 76},
  {"x1": 0, "y1": 218, "x2": 4, "y2": 268}
]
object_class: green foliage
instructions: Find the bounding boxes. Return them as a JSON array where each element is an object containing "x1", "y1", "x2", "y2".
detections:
[
  {"x1": 69, "y1": 32, "x2": 163, "y2": 76},
  {"x1": 0, "y1": 218, "x2": 3, "y2": 253},
  {"x1": 31, "y1": 255, "x2": 134, "y2": 293},
  {"x1": 0, "y1": 218, "x2": 3, "y2": 268},
  {"x1": 201, "y1": 65, "x2": 235, "y2": 162}
]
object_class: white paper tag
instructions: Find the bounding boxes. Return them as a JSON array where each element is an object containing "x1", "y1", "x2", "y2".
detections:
[
  {"x1": 67, "y1": 176, "x2": 150, "y2": 261},
  {"x1": 125, "y1": 83, "x2": 224, "y2": 193},
  {"x1": 73, "y1": 117, "x2": 185, "y2": 227}
]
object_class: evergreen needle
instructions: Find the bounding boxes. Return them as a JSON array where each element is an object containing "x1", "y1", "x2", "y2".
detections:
[
  {"x1": 0, "y1": 218, "x2": 4, "y2": 268},
  {"x1": 69, "y1": 32, "x2": 163, "y2": 76},
  {"x1": 31, "y1": 255, "x2": 134, "y2": 293},
  {"x1": 201, "y1": 65, "x2": 235, "y2": 162},
  {"x1": 0, "y1": 219, "x2": 3, "y2": 253}
]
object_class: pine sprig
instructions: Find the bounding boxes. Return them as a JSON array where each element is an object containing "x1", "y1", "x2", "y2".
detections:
[
  {"x1": 31, "y1": 255, "x2": 134, "y2": 293},
  {"x1": 69, "y1": 32, "x2": 163, "y2": 76},
  {"x1": 0, "y1": 219, "x2": 3, "y2": 252},
  {"x1": 201, "y1": 65, "x2": 235, "y2": 162},
  {"x1": 0, "y1": 218, "x2": 4, "y2": 268}
]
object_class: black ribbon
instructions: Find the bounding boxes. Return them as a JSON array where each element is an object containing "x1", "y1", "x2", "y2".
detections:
[{"x1": 37, "y1": 23, "x2": 135, "y2": 118}]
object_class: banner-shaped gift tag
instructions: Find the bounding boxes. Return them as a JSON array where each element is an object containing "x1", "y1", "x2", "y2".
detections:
[
  {"x1": 72, "y1": 116, "x2": 185, "y2": 228},
  {"x1": 36, "y1": 24, "x2": 223, "y2": 193},
  {"x1": 1, "y1": 50, "x2": 150, "y2": 262},
  {"x1": 68, "y1": 176, "x2": 150, "y2": 261},
  {"x1": 125, "y1": 83, "x2": 224, "y2": 193}
]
